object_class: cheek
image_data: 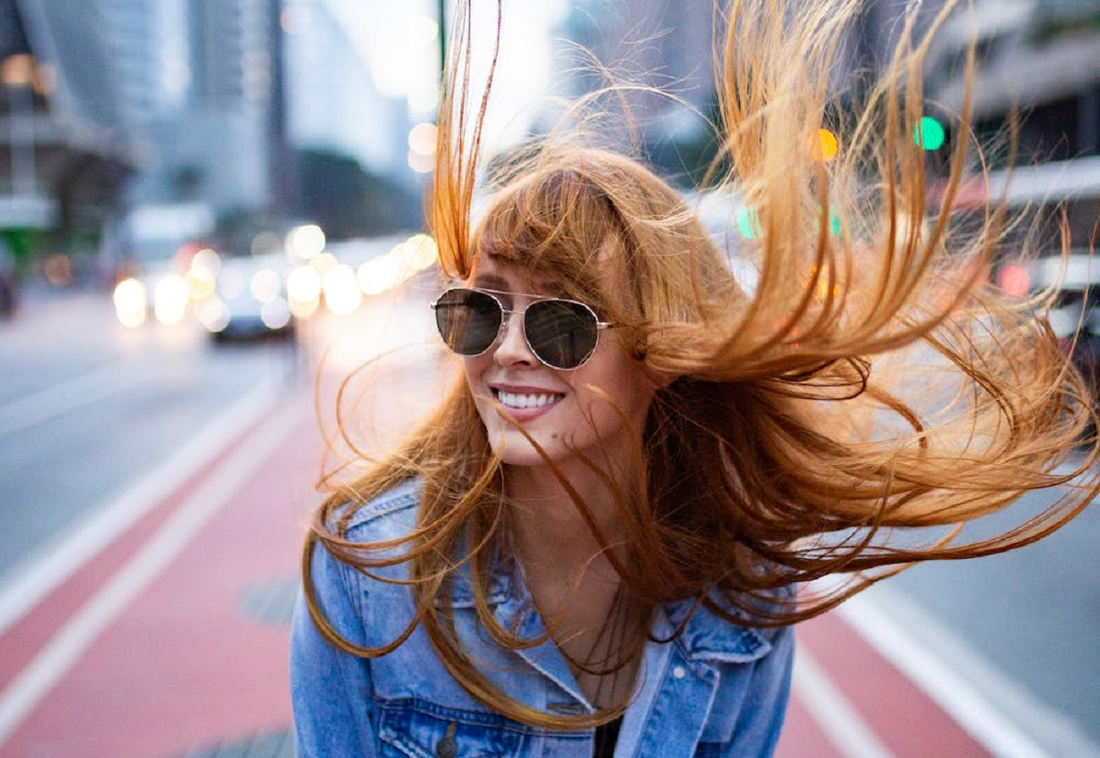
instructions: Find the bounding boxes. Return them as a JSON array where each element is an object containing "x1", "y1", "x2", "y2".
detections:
[
  {"x1": 462, "y1": 355, "x2": 489, "y2": 389},
  {"x1": 574, "y1": 358, "x2": 655, "y2": 423}
]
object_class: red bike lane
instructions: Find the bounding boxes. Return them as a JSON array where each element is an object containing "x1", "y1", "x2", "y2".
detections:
[{"x1": 0, "y1": 376, "x2": 1005, "y2": 758}]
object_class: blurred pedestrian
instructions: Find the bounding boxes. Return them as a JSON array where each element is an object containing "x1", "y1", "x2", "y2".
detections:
[
  {"x1": 290, "y1": 0, "x2": 1099, "y2": 756},
  {"x1": 0, "y1": 239, "x2": 18, "y2": 319}
]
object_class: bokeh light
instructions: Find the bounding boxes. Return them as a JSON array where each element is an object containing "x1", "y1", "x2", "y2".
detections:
[
  {"x1": 185, "y1": 267, "x2": 217, "y2": 301},
  {"x1": 287, "y1": 265, "x2": 322, "y2": 317},
  {"x1": 261, "y1": 298, "x2": 292, "y2": 329},
  {"x1": 402, "y1": 234, "x2": 439, "y2": 270},
  {"x1": 817, "y1": 128, "x2": 839, "y2": 161},
  {"x1": 154, "y1": 274, "x2": 190, "y2": 325},
  {"x1": 736, "y1": 206, "x2": 760, "y2": 240},
  {"x1": 914, "y1": 116, "x2": 946, "y2": 151},
  {"x1": 191, "y1": 248, "x2": 221, "y2": 277},
  {"x1": 113, "y1": 278, "x2": 148, "y2": 328},
  {"x1": 289, "y1": 295, "x2": 320, "y2": 319},
  {"x1": 286, "y1": 224, "x2": 326, "y2": 261},
  {"x1": 408, "y1": 149, "x2": 434, "y2": 174},
  {"x1": 196, "y1": 297, "x2": 230, "y2": 333},
  {"x1": 43, "y1": 254, "x2": 72, "y2": 287},
  {"x1": 408, "y1": 122, "x2": 438, "y2": 155},
  {"x1": 249, "y1": 268, "x2": 281, "y2": 303},
  {"x1": 999, "y1": 265, "x2": 1030, "y2": 298},
  {"x1": 322, "y1": 264, "x2": 362, "y2": 315},
  {"x1": 309, "y1": 251, "x2": 339, "y2": 275},
  {"x1": 358, "y1": 253, "x2": 405, "y2": 296}
]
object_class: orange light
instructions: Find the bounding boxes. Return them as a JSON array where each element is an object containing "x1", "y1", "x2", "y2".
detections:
[{"x1": 817, "y1": 129, "x2": 839, "y2": 162}]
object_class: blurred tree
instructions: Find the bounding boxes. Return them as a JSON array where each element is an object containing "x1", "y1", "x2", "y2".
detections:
[
  {"x1": 0, "y1": 228, "x2": 46, "y2": 274},
  {"x1": 296, "y1": 148, "x2": 422, "y2": 239}
]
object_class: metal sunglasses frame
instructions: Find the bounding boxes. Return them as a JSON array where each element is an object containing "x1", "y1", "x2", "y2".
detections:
[{"x1": 430, "y1": 286, "x2": 614, "y2": 369}]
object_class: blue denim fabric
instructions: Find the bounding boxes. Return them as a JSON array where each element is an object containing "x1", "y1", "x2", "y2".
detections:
[{"x1": 290, "y1": 478, "x2": 794, "y2": 757}]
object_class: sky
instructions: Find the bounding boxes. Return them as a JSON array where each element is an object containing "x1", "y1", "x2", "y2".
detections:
[{"x1": 322, "y1": 0, "x2": 568, "y2": 150}]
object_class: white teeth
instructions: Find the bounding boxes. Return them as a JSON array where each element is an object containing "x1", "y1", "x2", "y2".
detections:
[{"x1": 497, "y1": 391, "x2": 562, "y2": 409}]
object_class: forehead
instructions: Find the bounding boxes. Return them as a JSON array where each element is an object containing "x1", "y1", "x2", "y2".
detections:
[{"x1": 468, "y1": 255, "x2": 567, "y2": 296}]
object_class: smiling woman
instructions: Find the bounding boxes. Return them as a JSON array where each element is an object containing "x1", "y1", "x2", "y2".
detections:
[
  {"x1": 290, "y1": 0, "x2": 1100, "y2": 756},
  {"x1": 458, "y1": 256, "x2": 658, "y2": 473}
]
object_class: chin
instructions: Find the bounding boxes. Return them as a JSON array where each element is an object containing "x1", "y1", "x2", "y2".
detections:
[{"x1": 490, "y1": 431, "x2": 564, "y2": 468}]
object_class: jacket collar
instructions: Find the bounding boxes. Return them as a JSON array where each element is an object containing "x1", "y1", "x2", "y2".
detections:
[
  {"x1": 661, "y1": 595, "x2": 775, "y2": 664},
  {"x1": 448, "y1": 556, "x2": 775, "y2": 709}
]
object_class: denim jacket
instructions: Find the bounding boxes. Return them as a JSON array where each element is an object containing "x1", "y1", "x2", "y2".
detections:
[{"x1": 290, "y1": 478, "x2": 794, "y2": 757}]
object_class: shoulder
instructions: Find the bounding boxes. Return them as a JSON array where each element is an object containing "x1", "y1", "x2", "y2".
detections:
[
  {"x1": 336, "y1": 477, "x2": 422, "y2": 543},
  {"x1": 666, "y1": 586, "x2": 795, "y2": 665},
  {"x1": 309, "y1": 477, "x2": 424, "y2": 602},
  {"x1": 305, "y1": 479, "x2": 425, "y2": 640}
]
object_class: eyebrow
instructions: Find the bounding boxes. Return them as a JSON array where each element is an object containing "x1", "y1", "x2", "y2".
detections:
[
  {"x1": 471, "y1": 275, "x2": 568, "y2": 298},
  {"x1": 472, "y1": 273, "x2": 510, "y2": 290}
]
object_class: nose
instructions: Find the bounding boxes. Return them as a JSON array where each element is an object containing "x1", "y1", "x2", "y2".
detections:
[{"x1": 492, "y1": 311, "x2": 537, "y2": 367}]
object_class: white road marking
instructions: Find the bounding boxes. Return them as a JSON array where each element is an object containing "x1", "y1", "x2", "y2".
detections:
[
  {"x1": 0, "y1": 377, "x2": 281, "y2": 638},
  {"x1": 837, "y1": 585, "x2": 1100, "y2": 758},
  {"x1": 0, "y1": 394, "x2": 306, "y2": 747},
  {"x1": 0, "y1": 362, "x2": 156, "y2": 437},
  {"x1": 792, "y1": 648, "x2": 898, "y2": 758}
]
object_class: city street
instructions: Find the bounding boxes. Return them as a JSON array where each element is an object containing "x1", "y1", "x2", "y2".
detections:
[{"x1": 0, "y1": 285, "x2": 1097, "y2": 758}]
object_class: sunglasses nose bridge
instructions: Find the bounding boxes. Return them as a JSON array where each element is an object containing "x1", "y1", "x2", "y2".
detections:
[{"x1": 492, "y1": 306, "x2": 538, "y2": 363}]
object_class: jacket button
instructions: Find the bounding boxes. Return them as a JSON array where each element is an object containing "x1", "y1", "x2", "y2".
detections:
[{"x1": 673, "y1": 666, "x2": 687, "y2": 679}]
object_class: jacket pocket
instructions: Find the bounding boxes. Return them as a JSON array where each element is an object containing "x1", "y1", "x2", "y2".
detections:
[{"x1": 377, "y1": 699, "x2": 523, "y2": 758}]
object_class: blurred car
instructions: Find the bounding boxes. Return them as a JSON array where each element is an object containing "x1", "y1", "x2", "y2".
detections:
[{"x1": 200, "y1": 253, "x2": 295, "y2": 343}]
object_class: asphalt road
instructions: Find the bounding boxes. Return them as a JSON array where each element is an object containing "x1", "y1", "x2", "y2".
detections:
[
  {"x1": 881, "y1": 492, "x2": 1100, "y2": 750},
  {"x1": 0, "y1": 290, "x2": 298, "y2": 591}
]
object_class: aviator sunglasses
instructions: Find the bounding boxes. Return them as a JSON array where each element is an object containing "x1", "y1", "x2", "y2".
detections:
[{"x1": 431, "y1": 287, "x2": 613, "y2": 370}]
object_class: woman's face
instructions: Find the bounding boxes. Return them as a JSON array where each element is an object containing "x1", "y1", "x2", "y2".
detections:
[{"x1": 462, "y1": 254, "x2": 657, "y2": 471}]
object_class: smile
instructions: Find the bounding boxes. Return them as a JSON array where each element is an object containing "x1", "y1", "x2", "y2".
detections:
[{"x1": 493, "y1": 389, "x2": 565, "y2": 410}]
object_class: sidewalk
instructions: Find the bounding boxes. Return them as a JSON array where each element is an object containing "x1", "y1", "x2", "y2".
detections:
[{"x1": 0, "y1": 352, "x2": 1029, "y2": 758}]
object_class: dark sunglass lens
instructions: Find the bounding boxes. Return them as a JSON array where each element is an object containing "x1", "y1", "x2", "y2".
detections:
[
  {"x1": 434, "y1": 289, "x2": 502, "y2": 355},
  {"x1": 525, "y1": 300, "x2": 599, "y2": 369}
]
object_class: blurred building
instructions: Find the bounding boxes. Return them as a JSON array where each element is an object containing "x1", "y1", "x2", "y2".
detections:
[
  {"x1": 0, "y1": 0, "x2": 137, "y2": 263},
  {"x1": 278, "y1": 0, "x2": 437, "y2": 238},
  {"x1": 552, "y1": 0, "x2": 957, "y2": 186},
  {"x1": 282, "y1": 0, "x2": 409, "y2": 176},
  {"x1": 553, "y1": 0, "x2": 715, "y2": 184},
  {"x1": 922, "y1": 0, "x2": 1100, "y2": 253},
  {"x1": 1, "y1": 0, "x2": 291, "y2": 270},
  {"x1": 108, "y1": 0, "x2": 290, "y2": 259}
]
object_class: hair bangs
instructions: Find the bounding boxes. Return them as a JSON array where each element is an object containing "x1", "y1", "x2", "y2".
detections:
[{"x1": 473, "y1": 160, "x2": 634, "y2": 314}]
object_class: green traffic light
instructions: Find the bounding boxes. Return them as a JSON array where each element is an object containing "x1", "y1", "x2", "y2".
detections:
[
  {"x1": 736, "y1": 206, "x2": 760, "y2": 239},
  {"x1": 914, "y1": 116, "x2": 946, "y2": 151}
]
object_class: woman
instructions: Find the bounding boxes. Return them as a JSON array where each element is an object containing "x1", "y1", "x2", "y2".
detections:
[{"x1": 290, "y1": 0, "x2": 1099, "y2": 756}]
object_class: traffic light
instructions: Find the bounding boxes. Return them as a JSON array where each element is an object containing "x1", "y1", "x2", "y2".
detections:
[
  {"x1": 914, "y1": 116, "x2": 946, "y2": 151},
  {"x1": 736, "y1": 206, "x2": 760, "y2": 239},
  {"x1": 817, "y1": 128, "x2": 840, "y2": 161}
]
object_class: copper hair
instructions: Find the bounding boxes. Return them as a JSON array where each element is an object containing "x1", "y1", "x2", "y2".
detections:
[{"x1": 302, "y1": 0, "x2": 1100, "y2": 729}]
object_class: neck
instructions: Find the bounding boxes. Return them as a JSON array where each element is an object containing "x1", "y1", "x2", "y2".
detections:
[{"x1": 504, "y1": 461, "x2": 630, "y2": 586}]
